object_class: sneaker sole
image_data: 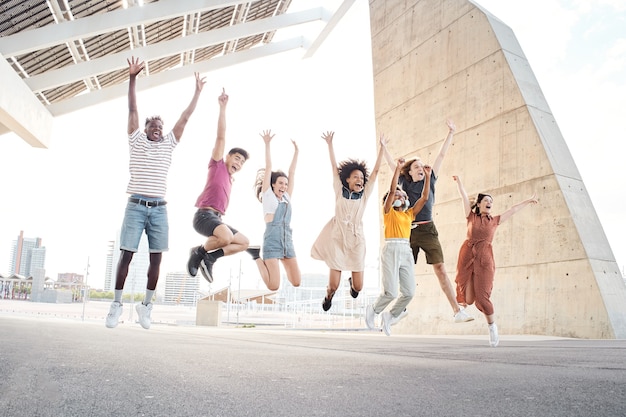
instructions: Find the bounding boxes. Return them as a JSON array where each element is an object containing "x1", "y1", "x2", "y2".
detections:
[
  {"x1": 199, "y1": 260, "x2": 214, "y2": 283},
  {"x1": 187, "y1": 249, "x2": 200, "y2": 277}
]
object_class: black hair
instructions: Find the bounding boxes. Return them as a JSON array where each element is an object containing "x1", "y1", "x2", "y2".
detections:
[
  {"x1": 338, "y1": 159, "x2": 369, "y2": 189},
  {"x1": 254, "y1": 168, "x2": 288, "y2": 202},
  {"x1": 228, "y1": 147, "x2": 249, "y2": 161},
  {"x1": 381, "y1": 186, "x2": 404, "y2": 205},
  {"x1": 472, "y1": 193, "x2": 492, "y2": 214},
  {"x1": 145, "y1": 116, "x2": 163, "y2": 127}
]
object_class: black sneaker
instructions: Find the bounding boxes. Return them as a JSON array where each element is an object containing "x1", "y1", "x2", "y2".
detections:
[
  {"x1": 322, "y1": 296, "x2": 332, "y2": 312},
  {"x1": 187, "y1": 246, "x2": 204, "y2": 277},
  {"x1": 199, "y1": 258, "x2": 215, "y2": 283},
  {"x1": 348, "y1": 277, "x2": 359, "y2": 298},
  {"x1": 246, "y1": 246, "x2": 261, "y2": 260}
]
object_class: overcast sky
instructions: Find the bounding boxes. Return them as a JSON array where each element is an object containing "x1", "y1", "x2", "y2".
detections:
[{"x1": 0, "y1": 0, "x2": 624, "y2": 292}]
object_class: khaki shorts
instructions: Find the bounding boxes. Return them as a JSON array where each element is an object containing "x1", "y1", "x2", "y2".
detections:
[{"x1": 409, "y1": 221, "x2": 444, "y2": 265}]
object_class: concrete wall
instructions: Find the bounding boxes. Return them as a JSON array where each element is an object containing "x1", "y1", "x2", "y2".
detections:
[{"x1": 369, "y1": 0, "x2": 626, "y2": 338}]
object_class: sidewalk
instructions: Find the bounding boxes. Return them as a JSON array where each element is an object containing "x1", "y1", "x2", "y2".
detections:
[{"x1": 1, "y1": 311, "x2": 625, "y2": 417}]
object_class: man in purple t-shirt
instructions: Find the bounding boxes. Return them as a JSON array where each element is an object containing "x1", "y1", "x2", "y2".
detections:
[{"x1": 186, "y1": 89, "x2": 255, "y2": 283}]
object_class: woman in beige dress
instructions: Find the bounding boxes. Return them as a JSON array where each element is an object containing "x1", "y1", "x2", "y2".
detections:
[{"x1": 311, "y1": 131, "x2": 384, "y2": 311}]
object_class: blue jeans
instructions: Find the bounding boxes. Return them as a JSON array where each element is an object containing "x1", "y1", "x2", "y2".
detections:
[{"x1": 120, "y1": 195, "x2": 169, "y2": 252}]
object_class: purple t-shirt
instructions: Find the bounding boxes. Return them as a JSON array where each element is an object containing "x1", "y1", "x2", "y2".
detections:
[{"x1": 195, "y1": 158, "x2": 231, "y2": 214}]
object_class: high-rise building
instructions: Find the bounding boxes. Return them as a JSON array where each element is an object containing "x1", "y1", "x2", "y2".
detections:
[
  {"x1": 163, "y1": 271, "x2": 200, "y2": 306},
  {"x1": 103, "y1": 240, "x2": 115, "y2": 291},
  {"x1": 104, "y1": 231, "x2": 149, "y2": 295},
  {"x1": 9, "y1": 230, "x2": 46, "y2": 277}
]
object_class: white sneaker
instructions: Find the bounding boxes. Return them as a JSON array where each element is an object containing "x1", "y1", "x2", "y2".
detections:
[
  {"x1": 105, "y1": 301, "x2": 123, "y2": 328},
  {"x1": 365, "y1": 305, "x2": 376, "y2": 330},
  {"x1": 392, "y1": 309, "x2": 408, "y2": 325},
  {"x1": 136, "y1": 302, "x2": 153, "y2": 330},
  {"x1": 454, "y1": 307, "x2": 475, "y2": 323},
  {"x1": 489, "y1": 323, "x2": 499, "y2": 347},
  {"x1": 381, "y1": 311, "x2": 393, "y2": 336}
]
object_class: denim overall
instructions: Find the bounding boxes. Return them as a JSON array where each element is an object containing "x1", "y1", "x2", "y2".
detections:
[{"x1": 262, "y1": 197, "x2": 295, "y2": 259}]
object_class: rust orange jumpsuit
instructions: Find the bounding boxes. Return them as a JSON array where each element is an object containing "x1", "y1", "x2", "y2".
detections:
[{"x1": 455, "y1": 211, "x2": 501, "y2": 316}]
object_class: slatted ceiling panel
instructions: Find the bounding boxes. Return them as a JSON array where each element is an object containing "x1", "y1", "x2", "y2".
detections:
[
  {"x1": 0, "y1": 1, "x2": 52, "y2": 34},
  {"x1": 193, "y1": 44, "x2": 226, "y2": 62},
  {"x1": 81, "y1": 29, "x2": 131, "y2": 59},
  {"x1": 95, "y1": 68, "x2": 128, "y2": 89},
  {"x1": 144, "y1": 17, "x2": 184, "y2": 45},
  {"x1": 15, "y1": 44, "x2": 74, "y2": 76},
  {"x1": 69, "y1": 0, "x2": 123, "y2": 18},
  {"x1": 43, "y1": 79, "x2": 86, "y2": 103},
  {"x1": 198, "y1": 6, "x2": 235, "y2": 31},
  {"x1": 236, "y1": 34, "x2": 267, "y2": 51},
  {"x1": 1, "y1": 0, "x2": 301, "y2": 109},
  {"x1": 148, "y1": 56, "x2": 181, "y2": 74}
]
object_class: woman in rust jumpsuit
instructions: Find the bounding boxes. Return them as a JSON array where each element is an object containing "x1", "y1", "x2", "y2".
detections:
[{"x1": 453, "y1": 175, "x2": 537, "y2": 347}]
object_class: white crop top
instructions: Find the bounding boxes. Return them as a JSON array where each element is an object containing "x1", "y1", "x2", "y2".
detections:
[{"x1": 262, "y1": 188, "x2": 290, "y2": 214}]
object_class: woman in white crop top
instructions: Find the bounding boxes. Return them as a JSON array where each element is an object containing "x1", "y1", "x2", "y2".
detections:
[{"x1": 251, "y1": 130, "x2": 301, "y2": 291}]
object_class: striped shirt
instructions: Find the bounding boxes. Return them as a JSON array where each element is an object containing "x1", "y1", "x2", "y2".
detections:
[{"x1": 126, "y1": 129, "x2": 178, "y2": 198}]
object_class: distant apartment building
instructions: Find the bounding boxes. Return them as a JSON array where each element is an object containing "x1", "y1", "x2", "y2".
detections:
[
  {"x1": 57, "y1": 272, "x2": 84, "y2": 283},
  {"x1": 103, "y1": 231, "x2": 149, "y2": 294},
  {"x1": 103, "y1": 240, "x2": 115, "y2": 291},
  {"x1": 163, "y1": 271, "x2": 200, "y2": 306},
  {"x1": 9, "y1": 230, "x2": 46, "y2": 277}
]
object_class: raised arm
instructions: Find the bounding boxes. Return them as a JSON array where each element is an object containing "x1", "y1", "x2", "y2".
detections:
[
  {"x1": 382, "y1": 134, "x2": 395, "y2": 170},
  {"x1": 431, "y1": 119, "x2": 456, "y2": 177},
  {"x1": 127, "y1": 56, "x2": 145, "y2": 135},
  {"x1": 453, "y1": 175, "x2": 471, "y2": 218},
  {"x1": 409, "y1": 165, "x2": 431, "y2": 216},
  {"x1": 287, "y1": 139, "x2": 298, "y2": 196},
  {"x1": 171, "y1": 72, "x2": 206, "y2": 142},
  {"x1": 211, "y1": 88, "x2": 229, "y2": 161},
  {"x1": 498, "y1": 193, "x2": 538, "y2": 224},
  {"x1": 384, "y1": 157, "x2": 404, "y2": 214},
  {"x1": 260, "y1": 129, "x2": 275, "y2": 194},
  {"x1": 321, "y1": 131, "x2": 338, "y2": 177},
  {"x1": 368, "y1": 134, "x2": 386, "y2": 184}
]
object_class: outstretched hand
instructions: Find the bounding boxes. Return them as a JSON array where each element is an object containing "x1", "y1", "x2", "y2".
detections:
[
  {"x1": 527, "y1": 193, "x2": 538, "y2": 205},
  {"x1": 127, "y1": 56, "x2": 144, "y2": 77},
  {"x1": 218, "y1": 88, "x2": 229, "y2": 107},
  {"x1": 291, "y1": 139, "x2": 298, "y2": 152},
  {"x1": 194, "y1": 72, "x2": 206, "y2": 93},
  {"x1": 380, "y1": 133, "x2": 390, "y2": 148},
  {"x1": 447, "y1": 119, "x2": 456, "y2": 133},
  {"x1": 321, "y1": 131, "x2": 334, "y2": 144},
  {"x1": 260, "y1": 129, "x2": 275, "y2": 144}
]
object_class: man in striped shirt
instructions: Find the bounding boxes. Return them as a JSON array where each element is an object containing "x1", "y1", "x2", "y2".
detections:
[{"x1": 106, "y1": 56, "x2": 205, "y2": 330}]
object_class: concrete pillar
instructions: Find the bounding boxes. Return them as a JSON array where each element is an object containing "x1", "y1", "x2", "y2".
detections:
[
  {"x1": 369, "y1": 0, "x2": 626, "y2": 338},
  {"x1": 196, "y1": 299, "x2": 223, "y2": 326}
]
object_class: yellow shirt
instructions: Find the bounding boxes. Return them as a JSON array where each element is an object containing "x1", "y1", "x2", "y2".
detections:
[{"x1": 384, "y1": 208, "x2": 413, "y2": 239}]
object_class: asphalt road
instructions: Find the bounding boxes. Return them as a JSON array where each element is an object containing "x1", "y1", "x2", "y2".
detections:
[{"x1": 1, "y1": 315, "x2": 625, "y2": 417}]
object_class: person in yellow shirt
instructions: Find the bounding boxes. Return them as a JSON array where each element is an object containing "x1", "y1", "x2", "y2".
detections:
[{"x1": 366, "y1": 154, "x2": 431, "y2": 336}]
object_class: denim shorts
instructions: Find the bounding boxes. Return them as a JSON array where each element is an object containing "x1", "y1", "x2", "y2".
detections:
[{"x1": 120, "y1": 197, "x2": 169, "y2": 252}]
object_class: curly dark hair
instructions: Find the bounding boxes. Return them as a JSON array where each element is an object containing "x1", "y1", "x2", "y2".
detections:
[
  {"x1": 254, "y1": 168, "x2": 288, "y2": 202},
  {"x1": 145, "y1": 115, "x2": 163, "y2": 127},
  {"x1": 381, "y1": 185, "x2": 404, "y2": 205},
  {"x1": 337, "y1": 159, "x2": 369, "y2": 189}
]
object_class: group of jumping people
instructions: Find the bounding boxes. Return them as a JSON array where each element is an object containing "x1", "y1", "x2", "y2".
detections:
[{"x1": 105, "y1": 58, "x2": 538, "y2": 347}]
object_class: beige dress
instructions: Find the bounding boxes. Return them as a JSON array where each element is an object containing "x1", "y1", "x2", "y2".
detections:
[{"x1": 311, "y1": 174, "x2": 374, "y2": 271}]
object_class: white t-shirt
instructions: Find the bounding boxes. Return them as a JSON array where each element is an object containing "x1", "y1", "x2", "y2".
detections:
[{"x1": 262, "y1": 188, "x2": 290, "y2": 215}]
